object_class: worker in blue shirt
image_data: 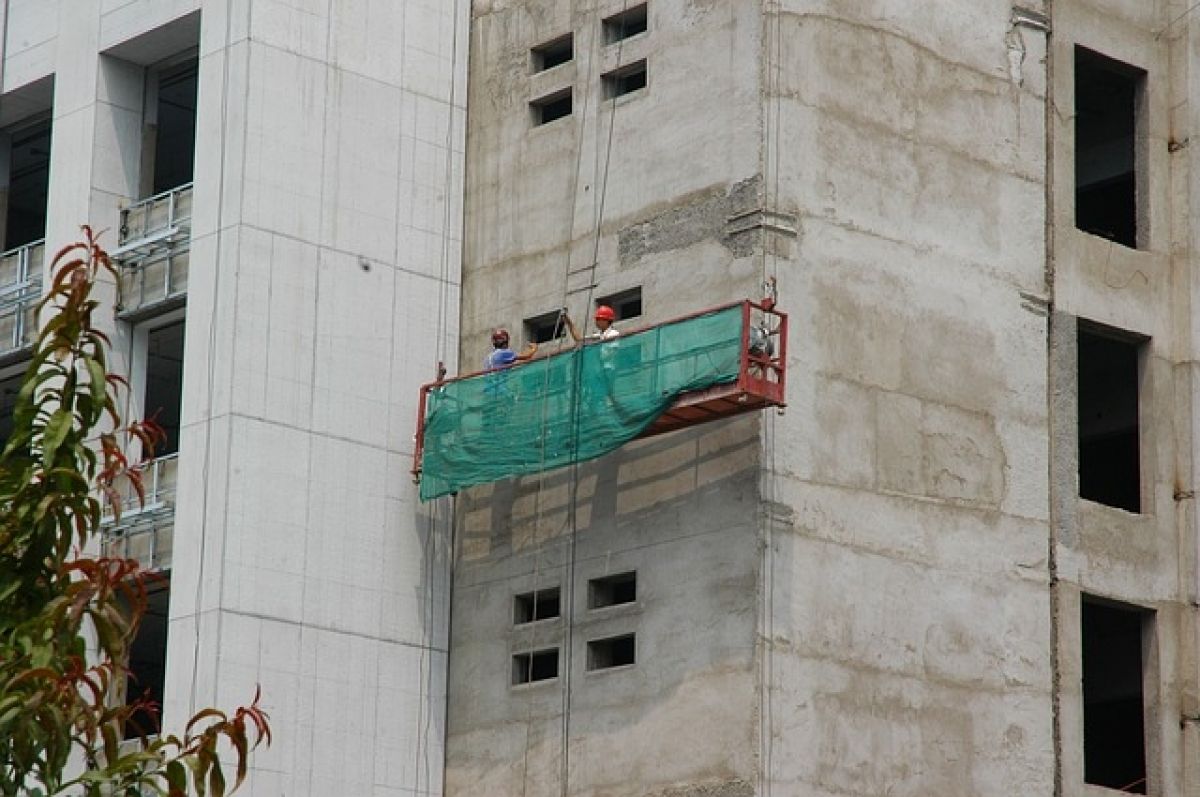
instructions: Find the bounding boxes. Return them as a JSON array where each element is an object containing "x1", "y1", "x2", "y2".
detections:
[{"x1": 485, "y1": 328, "x2": 537, "y2": 371}]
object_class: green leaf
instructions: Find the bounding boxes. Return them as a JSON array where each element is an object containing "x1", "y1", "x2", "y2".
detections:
[{"x1": 41, "y1": 409, "x2": 72, "y2": 467}]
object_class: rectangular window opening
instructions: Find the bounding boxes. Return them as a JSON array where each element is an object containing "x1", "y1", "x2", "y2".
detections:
[
  {"x1": 514, "y1": 587, "x2": 561, "y2": 624},
  {"x1": 2, "y1": 118, "x2": 53, "y2": 250},
  {"x1": 1077, "y1": 323, "x2": 1144, "y2": 513},
  {"x1": 603, "y1": 4, "x2": 648, "y2": 44},
  {"x1": 597, "y1": 287, "x2": 642, "y2": 321},
  {"x1": 512, "y1": 648, "x2": 559, "y2": 685},
  {"x1": 524, "y1": 310, "x2": 568, "y2": 345},
  {"x1": 149, "y1": 57, "x2": 199, "y2": 195},
  {"x1": 603, "y1": 60, "x2": 647, "y2": 100},
  {"x1": 1075, "y1": 46, "x2": 1144, "y2": 249},
  {"x1": 124, "y1": 578, "x2": 171, "y2": 739},
  {"x1": 144, "y1": 321, "x2": 186, "y2": 457},
  {"x1": 587, "y1": 633, "x2": 636, "y2": 671},
  {"x1": 1082, "y1": 597, "x2": 1152, "y2": 794},
  {"x1": 0, "y1": 367, "x2": 26, "y2": 446},
  {"x1": 531, "y1": 90, "x2": 572, "y2": 126},
  {"x1": 532, "y1": 35, "x2": 573, "y2": 72},
  {"x1": 589, "y1": 571, "x2": 636, "y2": 609}
]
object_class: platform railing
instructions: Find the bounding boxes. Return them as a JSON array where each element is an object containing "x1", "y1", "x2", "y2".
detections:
[
  {"x1": 101, "y1": 452, "x2": 180, "y2": 525},
  {"x1": 116, "y1": 183, "x2": 192, "y2": 316},
  {"x1": 0, "y1": 239, "x2": 44, "y2": 358}
]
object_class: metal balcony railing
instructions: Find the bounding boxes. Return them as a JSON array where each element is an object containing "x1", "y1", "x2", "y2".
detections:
[
  {"x1": 114, "y1": 183, "x2": 192, "y2": 318},
  {"x1": 100, "y1": 452, "x2": 178, "y2": 572},
  {"x1": 0, "y1": 239, "x2": 44, "y2": 358}
]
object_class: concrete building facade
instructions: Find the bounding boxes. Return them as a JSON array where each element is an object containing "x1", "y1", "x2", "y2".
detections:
[
  {"x1": 2, "y1": 1, "x2": 465, "y2": 794},
  {"x1": 444, "y1": 1, "x2": 1200, "y2": 796}
]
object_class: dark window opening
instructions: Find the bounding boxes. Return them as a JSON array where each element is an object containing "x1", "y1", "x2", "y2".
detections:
[
  {"x1": 603, "y1": 4, "x2": 648, "y2": 44},
  {"x1": 151, "y1": 58, "x2": 198, "y2": 195},
  {"x1": 1075, "y1": 47, "x2": 1144, "y2": 249},
  {"x1": 3, "y1": 120, "x2": 52, "y2": 250},
  {"x1": 144, "y1": 322, "x2": 185, "y2": 457},
  {"x1": 514, "y1": 587, "x2": 561, "y2": 624},
  {"x1": 1082, "y1": 598, "x2": 1150, "y2": 794},
  {"x1": 124, "y1": 579, "x2": 170, "y2": 739},
  {"x1": 1078, "y1": 324, "x2": 1143, "y2": 513},
  {"x1": 589, "y1": 571, "x2": 636, "y2": 609},
  {"x1": 524, "y1": 310, "x2": 568, "y2": 344},
  {"x1": 597, "y1": 287, "x2": 642, "y2": 321},
  {"x1": 532, "y1": 35, "x2": 573, "y2": 72},
  {"x1": 0, "y1": 369, "x2": 25, "y2": 446},
  {"x1": 587, "y1": 634, "x2": 636, "y2": 671},
  {"x1": 603, "y1": 60, "x2": 647, "y2": 99},
  {"x1": 531, "y1": 90, "x2": 572, "y2": 126},
  {"x1": 512, "y1": 648, "x2": 558, "y2": 685}
]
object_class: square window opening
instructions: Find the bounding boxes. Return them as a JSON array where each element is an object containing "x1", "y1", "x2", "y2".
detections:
[
  {"x1": 603, "y1": 60, "x2": 647, "y2": 100},
  {"x1": 1077, "y1": 323, "x2": 1144, "y2": 513},
  {"x1": 512, "y1": 648, "x2": 559, "y2": 685},
  {"x1": 587, "y1": 634, "x2": 635, "y2": 671},
  {"x1": 514, "y1": 587, "x2": 561, "y2": 624},
  {"x1": 531, "y1": 90, "x2": 572, "y2": 126},
  {"x1": 589, "y1": 571, "x2": 636, "y2": 609},
  {"x1": 124, "y1": 578, "x2": 171, "y2": 739},
  {"x1": 1082, "y1": 597, "x2": 1152, "y2": 794},
  {"x1": 532, "y1": 35, "x2": 573, "y2": 72},
  {"x1": 603, "y1": 4, "x2": 648, "y2": 44},
  {"x1": 597, "y1": 287, "x2": 642, "y2": 322},
  {"x1": 525, "y1": 310, "x2": 568, "y2": 344},
  {"x1": 144, "y1": 321, "x2": 186, "y2": 457},
  {"x1": 1075, "y1": 46, "x2": 1145, "y2": 249}
]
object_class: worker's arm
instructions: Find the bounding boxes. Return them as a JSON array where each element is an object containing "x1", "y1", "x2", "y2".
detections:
[
  {"x1": 516, "y1": 341, "x2": 538, "y2": 361},
  {"x1": 562, "y1": 311, "x2": 582, "y2": 343}
]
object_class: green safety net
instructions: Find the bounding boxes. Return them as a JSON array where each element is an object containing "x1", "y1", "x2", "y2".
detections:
[{"x1": 419, "y1": 305, "x2": 744, "y2": 500}]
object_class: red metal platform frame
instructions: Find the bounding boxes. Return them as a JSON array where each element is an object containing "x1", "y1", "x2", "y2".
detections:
[{"x1": 411, "y1": 298, "x2": 788, "y2": 480}]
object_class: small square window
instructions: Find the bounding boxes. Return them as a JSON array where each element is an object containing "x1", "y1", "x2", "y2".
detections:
[
  {"x1": 587, "y1": 634, "x2": 636, "y2": 671},
  {"x1": 512, "y1": 648, "x2": 559, "y2": 685},
  {"x1": 524, "y1": 310, "x2": 568, "y2": 344},
  {"x1": 597, "y1": 287, "x2": 642, "y2": 322},
  {"x1": 603, "y1": 4, "x2": 648, "y2": 44},
  {"x1": 514, "y1": 587, "x2": 561, "y2": 624},
  {"x1": 602, "y1": 60, "x2": 647, "y2": 100},
  {"x1": 531, "y1": 89, "x2": 572, "y2": 126},
  {"x1": 532, "y1": 35, "x2": 573, "y2": 72},
  {"x1": 589, "y1": 571, "x2": 636, "y2": 609}
]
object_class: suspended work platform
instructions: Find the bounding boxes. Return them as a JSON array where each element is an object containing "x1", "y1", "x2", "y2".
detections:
[{"x1": 413, "y1": 299, "x2": 787, "y2": 501}]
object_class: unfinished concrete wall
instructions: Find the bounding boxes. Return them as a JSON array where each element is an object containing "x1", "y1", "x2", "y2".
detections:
[
  {"x1": 758, "y1": 1, "x2": 1055, "y2": 794},
  {"x1": 448, "y1": 0, "x2": 768, "y2": 795}
]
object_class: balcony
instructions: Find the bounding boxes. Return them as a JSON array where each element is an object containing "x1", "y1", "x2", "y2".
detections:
[
  {"x1": 113, "y1": 183, "x2": 192, "y2": 320},
  {"x1": 0, "y1": 239, "x2": 44, "y2": 361},
  {"x1": 101, "y1": 453, "x2": 178, "y2": 571}
]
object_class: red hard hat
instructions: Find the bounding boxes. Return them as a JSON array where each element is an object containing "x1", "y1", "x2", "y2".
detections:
[
  {"x1": 491, "y1": 328, "x2": 510, "y2": 347},
  {"x1": 594, "y1": 305, "x2": 616, "y2": 322}
]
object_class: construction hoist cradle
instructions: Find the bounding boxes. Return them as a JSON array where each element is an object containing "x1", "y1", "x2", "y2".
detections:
[{"x1": 412, "y1": 286, "x2": 788, "y2": 501}]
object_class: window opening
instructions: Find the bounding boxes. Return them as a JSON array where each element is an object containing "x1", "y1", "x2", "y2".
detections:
[
  {"x1": 587, "y1": 634, "x2": 636, "y2": 671},
  {"x1": 149, "y1": 57, "x2": 198, "y2": 195},
  {"x1": 124, "y1": 578, "x2": 170, "y2": 739},
  {"x1": 597, "y1": 287, "x2": 642, "y2": 321},
  {"x1": 2, "y1": 119, "x2": 52, "y2": 250},
  {"x1": 514, "y1": 587, "x2": 561, "y2": 624},
  {"x1": 589, "y1": 571, "x2": 636, "y2": 609},
  {"x1": 531, "y1": 90, "x2": 572, "y2": 126},
  {"x1": 512, "y1": 648, "x2": 559, "y2": 685},
  {"x1": 524, "y1": 310, "x2": 568, "y2": 345},
  {"x1": 603, "y1": 60, "x2": 648, "y2": 99},
  {"x1": 603, "y1": 4, "x2": 648, "y2": 43},
  {"x1": 532, "y1": 35, "x2": 573, "y2": 72},
  {"x1": 0, "y1": 368, "x2": 24, "y2": 445},
  {"x1": 1075, "y1": 47, "x2": 1144, "y2": 249},
  {"x1": 1082, "y1": 597, "x2": 1151, "y2": 794},
  {"x1": 144, "y1": 322, "x2": 185, "y2": 457},
  {"x1": 1077, "y1": 324, "x2": 1143, "y2": 513}
]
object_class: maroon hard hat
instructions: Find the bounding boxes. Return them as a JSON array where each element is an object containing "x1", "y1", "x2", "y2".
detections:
[{"x1": 491, "y1": 328, "x2": 510, "y2": 347}]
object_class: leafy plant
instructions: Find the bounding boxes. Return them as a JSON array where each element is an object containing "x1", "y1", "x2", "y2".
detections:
[{"x1": 0, "y1": 227, "x2": 269, "y2": 796}]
